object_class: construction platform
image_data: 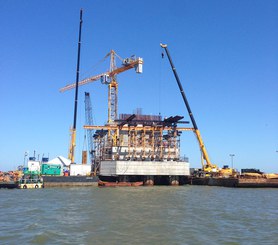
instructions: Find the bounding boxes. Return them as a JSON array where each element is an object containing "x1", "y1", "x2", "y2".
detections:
[{"x1": 84, "y1": 112, "x2": 192, "y2": 186}]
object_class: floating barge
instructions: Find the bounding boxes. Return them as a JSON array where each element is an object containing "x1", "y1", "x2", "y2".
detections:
[
  {"x1": 190, "y1": 176, "x2": 278, "y2": 188},
  {"x1": 98, "y1": 180, "x2": 143, "y2": 187},
  {"x1": 43, "y1": 175, "x2": 278, "y2": 188},
  {"x1": 43, "y1": 176, "x2": 99, "y2": 187},
  {"x1": 0, "y1": 182, "x2": 18, "y2": 189}
]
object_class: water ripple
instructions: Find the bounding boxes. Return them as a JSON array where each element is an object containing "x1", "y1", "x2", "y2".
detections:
[{"x1": 0, "y1": 186, "x2": 278, "y2": 244}]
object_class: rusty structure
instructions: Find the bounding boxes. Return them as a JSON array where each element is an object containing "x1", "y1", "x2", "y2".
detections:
[
  {"x1": 90, "y1": 114, "x2": 190, "y2": 164},
  {"x1": 84, "y1": 112, "x2": 192, "y2": 179}
]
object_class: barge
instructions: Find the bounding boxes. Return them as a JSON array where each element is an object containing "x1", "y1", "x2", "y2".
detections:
[
  {"x1": 0, "y1": 182, "x2": 18, "y2": 189},
  {"x1": 190, "y1": 176, "x2": 278, "y2": 188},
  {"x1": 43, "y1": 176, "x2": 99, "y2": 187}
]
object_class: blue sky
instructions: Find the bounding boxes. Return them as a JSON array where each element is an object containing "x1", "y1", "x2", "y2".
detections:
[{"x1": 0, "y1": 0, "x2": 277, "y2": 172}]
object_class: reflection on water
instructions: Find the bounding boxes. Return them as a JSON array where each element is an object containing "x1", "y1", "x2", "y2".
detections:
[{"x1": 1, "y1": 186, "x2": 278, "y2": 244}]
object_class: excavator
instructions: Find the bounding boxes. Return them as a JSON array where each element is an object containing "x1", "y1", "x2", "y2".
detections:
[{"x1": 160, "y1": 43, "x2": 234, "y2": 177}]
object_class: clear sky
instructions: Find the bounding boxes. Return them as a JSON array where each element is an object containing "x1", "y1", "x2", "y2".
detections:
[{"x1": 0, "y1": 0, "x2": 277, "y2": 172}]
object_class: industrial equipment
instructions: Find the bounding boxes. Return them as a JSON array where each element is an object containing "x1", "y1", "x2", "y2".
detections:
[{"x1": 160, "y1": 43, "x2": 233, "y2": 175}]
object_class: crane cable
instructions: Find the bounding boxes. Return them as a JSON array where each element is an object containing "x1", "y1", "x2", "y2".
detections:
[
  {"x1": 158, "y1": 49, "x2": 166, "y2": 116},
  {"x1": 82, "y1": 132, "x2": 88, "y2": 152}
]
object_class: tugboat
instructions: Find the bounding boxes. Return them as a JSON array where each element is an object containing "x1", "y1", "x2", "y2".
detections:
[{"x1": 18, "y1": 173, "x2": 44, "y2": 189}]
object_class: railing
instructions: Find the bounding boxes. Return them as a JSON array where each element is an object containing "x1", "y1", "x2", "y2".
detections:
[{"x1": 19, "y1": 179, "x2": 43, "y2": 184}]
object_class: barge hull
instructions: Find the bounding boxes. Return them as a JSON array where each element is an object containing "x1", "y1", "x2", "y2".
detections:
[
  {"x1": 0, "y1": 182, "x2": 18, "y2": 189},
  {"x1": 190, "y1": 177, "x2": 278, "y2": 188},
  {"x1": 100, "y1": 160, "x2": 190, "y2": 176},
  {"x1": 43, "y1": 176, "x2": 99, "y2": 187},
  {"x1": 237, "y1": 178, "x2": 278, "y2": 188}
]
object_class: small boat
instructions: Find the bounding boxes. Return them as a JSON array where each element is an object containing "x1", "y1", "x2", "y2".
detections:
[
  {"x1": 98, "y1": 180, "x2": 143, "y2": 187},
  {"x1": 18, "y1": 175, "x2": 44, "y2": 189}
]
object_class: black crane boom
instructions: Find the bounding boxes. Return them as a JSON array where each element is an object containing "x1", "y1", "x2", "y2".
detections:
[{"x1": 160, "y1": 43, "x2": 216, "y2": 171}]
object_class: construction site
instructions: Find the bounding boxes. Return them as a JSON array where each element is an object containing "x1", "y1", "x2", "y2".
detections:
[
  {"x1": 57, "y1": 10, "x2": 278, "y2": 187},
  {"x1": 3, "y1": 9, "x2": 276, "y2": 189},
  {"x1": 60, "y1": 44, "x2": 192, "y2": 186}
]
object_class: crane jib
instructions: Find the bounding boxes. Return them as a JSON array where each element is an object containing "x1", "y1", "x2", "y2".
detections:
[{"x1": 60, "y1": 59, "x2": 143, "y2": 93}]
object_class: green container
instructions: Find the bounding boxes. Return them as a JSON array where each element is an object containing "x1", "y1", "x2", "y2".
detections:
[{"x1": 41, "y1": 164, "x2": 61, "y2": 176}]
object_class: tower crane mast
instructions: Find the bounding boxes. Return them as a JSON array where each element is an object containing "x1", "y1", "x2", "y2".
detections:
[{"x1": 84, "y1": 92, "x2": 95, "y2": 167}]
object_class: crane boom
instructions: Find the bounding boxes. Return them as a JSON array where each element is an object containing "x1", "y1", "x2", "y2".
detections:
[
  {"x1": 160, "y1": 43, "x2": 217, "y2": 171},
  {"x1": 68, "y1": 9, "x2": 83, "y2": 163},
  {"x1": 60, "y1": 73, "x2": 105, "y2": 92}
]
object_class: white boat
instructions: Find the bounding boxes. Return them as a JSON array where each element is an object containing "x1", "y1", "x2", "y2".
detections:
[{"x1": 18, "y1": 176, "x2": 44, "y2": 189}]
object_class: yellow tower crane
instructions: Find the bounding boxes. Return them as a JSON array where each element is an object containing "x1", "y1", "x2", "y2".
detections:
[
  {"x1": 60, "y1": 50, "x2": 143, "y2": 162},
  {"x1": 60, "y1": 50, "x2": 143, "y2": 124}
]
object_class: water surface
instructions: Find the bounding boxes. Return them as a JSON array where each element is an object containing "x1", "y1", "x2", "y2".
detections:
[{"x1": 1, "y1": 186, "x2": 277, "y2": 244}]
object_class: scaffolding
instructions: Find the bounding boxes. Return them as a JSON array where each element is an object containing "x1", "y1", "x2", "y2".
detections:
[{"x1": 84, "y1": 113, "x2": 193, "y2": 173}]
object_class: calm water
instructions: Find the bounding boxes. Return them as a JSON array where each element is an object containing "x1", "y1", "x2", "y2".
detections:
[{"x1": 1, "y1": 186, "x2": 278, "y2": 245}]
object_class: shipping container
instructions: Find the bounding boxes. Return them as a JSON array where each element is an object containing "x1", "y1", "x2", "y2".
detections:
[
  {"x1": 41, "y1": 164, "x2": 61, "y2": 176},
  {"x1": 70, "y1": 164, "x2": 91, "y2": 176}
]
